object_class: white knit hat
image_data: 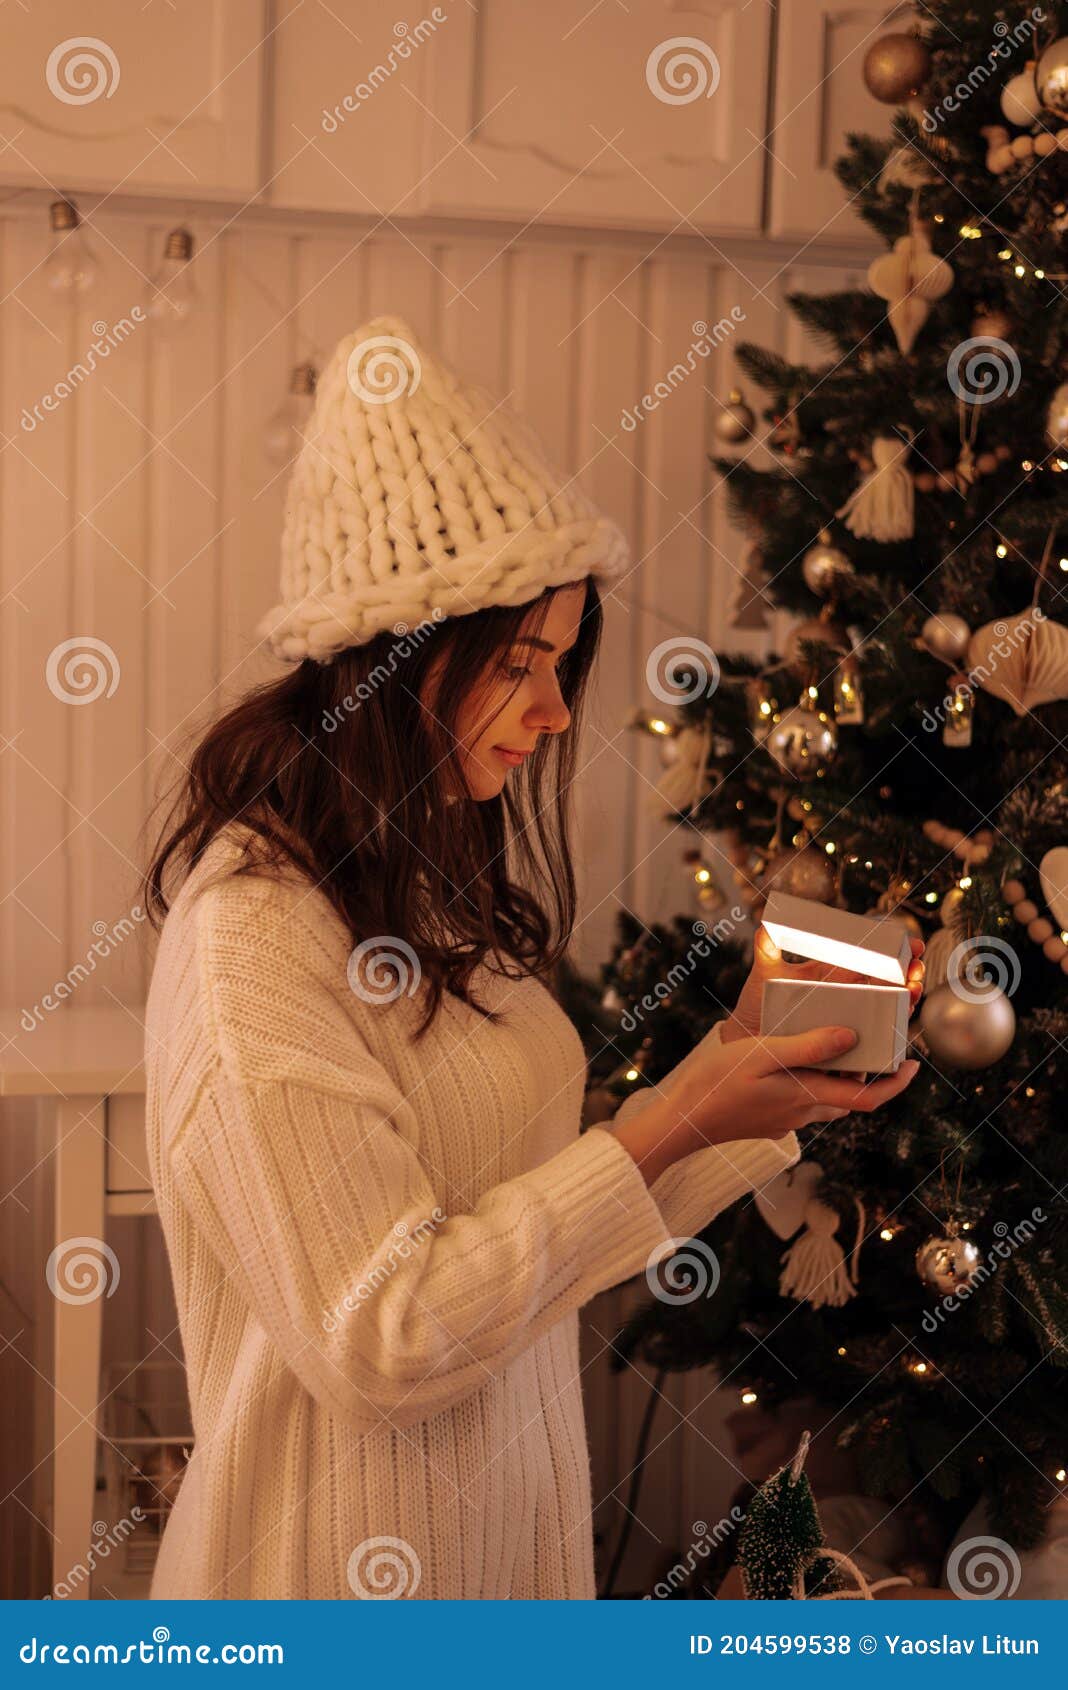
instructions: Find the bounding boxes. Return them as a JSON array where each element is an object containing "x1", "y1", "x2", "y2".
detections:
[{"x1": 259, "y1": 315, "x2": 629, "y2": 662}]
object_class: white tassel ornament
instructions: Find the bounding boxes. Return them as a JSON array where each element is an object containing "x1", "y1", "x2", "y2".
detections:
[
  {"x1": 778, "y1": 1196, "x2": 865, "y2": 1309},
  {"x1": 838, "y1": 436, "x2": 914, "y2": 541}
]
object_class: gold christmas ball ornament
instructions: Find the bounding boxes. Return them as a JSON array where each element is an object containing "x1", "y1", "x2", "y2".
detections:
[
  {"x1": 919, "y1": 981, "x2": 1016, "y2": 1069},
  {"x1": 921, "y1": 612, "x2": 971, "y2": 663},
  {"x1": 802, "y1": 530, "x2": 854, "y2": 597},
  {"x1": 1047, "y1": 381, "x2": 1068, "y2": 449},
  {"x1": 915, "y1": 1225, "x2": 982, "y2": 1294},
  {"x1": 862, "y1": 33, "x2": 931, "y2": 104},
  {"x1": 765, "y1": 701, "x2": 838, "y2": 780},
  {"x1": 1035, "y1": 37, "x2": 1068, "y2": 119},
  {"x1": 713, "y1": 388, "x2": 755, "y2": 445}
]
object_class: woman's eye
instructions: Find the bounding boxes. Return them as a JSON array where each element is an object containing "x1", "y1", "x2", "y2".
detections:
[{"x1": 504, "y1": 664, "x2": 532, "y2": 681}]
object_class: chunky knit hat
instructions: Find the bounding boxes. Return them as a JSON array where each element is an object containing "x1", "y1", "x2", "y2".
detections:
[{"x1": 259, "y1": 316, "x2": 629, "y2": 662}]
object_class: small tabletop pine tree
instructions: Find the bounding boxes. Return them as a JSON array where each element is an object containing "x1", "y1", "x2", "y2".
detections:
[{"x1": 737, "y1": 1432, "x2": 841, "y2": 1600}]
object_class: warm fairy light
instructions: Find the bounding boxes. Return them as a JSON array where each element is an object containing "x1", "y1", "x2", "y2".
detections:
[
  {"x1": 1036, "y1": 269, "x2": 1045, "y2": 279},
  {"x1": 925, "y1": 891, "x2": 938, "y2": 904},
  {"x1": 624, "y1": 1068, "x2": 640, "y2": 1083},
  {"x1": 741, "y1": 1390, "x2": 758, "y2": 1405},
  {"x1": 1057, "y1": 1468, "x2": 1067, "y2": 1483},
  {"x1": 997, "y1": 247, "x2": 1011, "y2": 259},
  {"x1": 961, "y1": 1221, "x2": 972, "y2": 1231},
  {"x1": 807, "y1": 685, "x2": 818, "y2": 700},
  {"x1": 959, "y1": 875, "x2": 972, "y2": 889},
  {"x1": 649, "y1": 717, "x2": 671, "y2": 735},
  {"x1": 759, "y1": 699, "x2": 773, "y2": 716},
  {"x1": 996, "y1": 543, "x2": 1008, "y2": 558},
  {"x1": 864, "y1": 860, "x2": 873, "y2": 869},
  {"x1": 959, "y1": 224, "x2": 981, "y2": 239},
  {"x1": 837, "y1": 1346, "x2": 847, "y2": 1356},
  {"x1": 933, "y1": 213, "x2": 944, "y2": 222},
  {"x1": 1014, "y1": 263, "x2": 1026, "y2": 277},
  {"x1": 695, "y1": 867, "x2": 711, "y2": 883},
  {"x1": 825, "y1": 841, "x2": 836, "y2": 854},
  {"x1": 1022, "y1": 460, "x2": 1034, "y2": 471},
  {"x1": 910, "y1": 1360, "x2": 928, "y2": 1375},
  {"x1": 1026, "y1": 1086, "x2": 1037, "y2": 1097},
  {"x1": 880, "y1": 1227, "x2": 895, "y2": 1241}
]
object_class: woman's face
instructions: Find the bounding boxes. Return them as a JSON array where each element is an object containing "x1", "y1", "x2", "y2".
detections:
[{"x1": 428, "y1": 583, "x2": 586, "y2": 802}]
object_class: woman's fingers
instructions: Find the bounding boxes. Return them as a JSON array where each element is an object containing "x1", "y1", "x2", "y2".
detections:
[{"x1": 776, "y1": 1058, "x2": 921, "y2": 1113}]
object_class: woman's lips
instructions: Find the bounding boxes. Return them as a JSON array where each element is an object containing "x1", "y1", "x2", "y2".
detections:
[{"x1": 493, "y1": 746, "x2": 529, "y2": 766}]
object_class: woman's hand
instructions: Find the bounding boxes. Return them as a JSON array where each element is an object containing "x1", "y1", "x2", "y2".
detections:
[
  {"x1": 719, "y1": 920, "x2": 926, "y2": 1046},
  {"x1": 613, "y1": 1023, "x2": 921, "y2": 1187}
]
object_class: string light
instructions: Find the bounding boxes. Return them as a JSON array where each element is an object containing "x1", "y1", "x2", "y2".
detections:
[
  {"x1": 694, "y1": 866, "x2": 712, "y2": 884},
  {"x1": 740, "y1": 1389, "x2": 758, "y2": 1406},
  {"x1": 996, "y1": 543, "x2": 1008, "y2": 558},
  {"x1": 1022, "y1": 460, "x2": 1034, "y2": 471},
  {"x1": 997, "y1": 248, "x2": 1012, "y2": 261},
  {"x1": 1056, "y1": 1468, "x2": 1067, "y2": 1483},
  {"x1": 880, "y1": 1226, "x2": 895, "y2": 1241},
  {"x1": 925, "y1": 891, "x2": 939, "y2": 905},
  {"x1": 837, "y1": 1345, "x2": 847, "y2": 1356},
  {"x1": 1014, "y1": 263, "x2": 1026, "y2": 277},
  {"x1": 624, "y1": 1068, "x2": 640, "y2": 1083}
]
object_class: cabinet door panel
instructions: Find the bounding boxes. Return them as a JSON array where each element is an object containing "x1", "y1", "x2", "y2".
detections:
[
  {"x1": 422, "y1": 1, "x2": 770, "y2": 234},
  {"x1": 769, "y1": 1, "x2": 908, "y2": 241},
  {"x1": 0, "y1": 1, "x2": 266, "y2": 199}
]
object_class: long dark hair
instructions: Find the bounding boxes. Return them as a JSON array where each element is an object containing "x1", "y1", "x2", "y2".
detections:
[{"x1": 143, "y1": 578, "x2": 604, "y2": 1035}]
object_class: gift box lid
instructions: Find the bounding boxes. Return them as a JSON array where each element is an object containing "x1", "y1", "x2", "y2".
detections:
[{"x1": 761, "y1": 890, "x2": 912, "y2": 986}]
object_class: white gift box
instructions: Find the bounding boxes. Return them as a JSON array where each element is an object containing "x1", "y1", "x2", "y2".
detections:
[{"x1": 759, "y1": 890, "x2": 912, "y2": 1073}]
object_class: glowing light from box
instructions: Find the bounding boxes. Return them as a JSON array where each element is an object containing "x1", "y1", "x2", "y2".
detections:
[{"x1": 761, "y1": 912, "x2": 907, "y2": 985}]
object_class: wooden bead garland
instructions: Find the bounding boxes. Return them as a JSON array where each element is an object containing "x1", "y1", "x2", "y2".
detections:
[{"x1": 1003, "y1": 875, "x2": 1068, "y2": 974}]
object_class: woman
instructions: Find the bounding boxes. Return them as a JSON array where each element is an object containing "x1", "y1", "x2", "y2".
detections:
[{"x1": 143, "y1": 318, "x2": 922, "y2": 1600}]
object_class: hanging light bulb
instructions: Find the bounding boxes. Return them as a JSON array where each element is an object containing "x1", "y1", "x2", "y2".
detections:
[
  {"x1": 264, "y1": 362, "x2": 317, "y2": 465},
  {"x1": 145, "y1": 227, "x2": 198, "y2": 332},
  {"x1": 44, "y1": 199, "x2": 97, "y2": 295}
]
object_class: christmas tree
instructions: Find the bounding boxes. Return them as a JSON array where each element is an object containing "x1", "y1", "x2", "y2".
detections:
[{"x1": 589, "y1": 2, "x2": 1068, "y2": 1557}]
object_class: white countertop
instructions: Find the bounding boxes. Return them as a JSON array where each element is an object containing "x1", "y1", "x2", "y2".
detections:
[{"x1": 0, "y1": 1006, "x2": 147, "y2": 1096}]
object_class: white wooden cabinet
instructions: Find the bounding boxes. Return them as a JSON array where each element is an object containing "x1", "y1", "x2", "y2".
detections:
[
  {"x1": 0, "y1": 0, "x2": 267, "y2": 200},
  {"x1": 421, "y1": 0, "x2": 771, "y2": 233},
  {"x1": 767, "y1": 0, "x2": 907, "y2": 241}
]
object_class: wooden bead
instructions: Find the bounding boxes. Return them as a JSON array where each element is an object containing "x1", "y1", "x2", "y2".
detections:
[
  {"x1": 1002, "y1": 879, "x2": 1027, "y2": 904},
  {"x1": 1057, "y1": 129, "x2": 1068, "y2": 150},
  {"x1": 1044, "y1": 936, "x2": 1068, "y2": 962},
  {"x1": 989, "y1": 145, "x2": 1015, "y2": 172},
  {"x1": 1028, "y1": 918, "x2": 1054, "y2": 943},
  {"x1": 976, "y1": 452, "x2": 999, "y2": 474},
  {"x1": 1011, "y1": 134, "x2": 1035, "y2": 159},
  {"x1": 914, "y1": 472, "x2": 937, "y2": 492},
  {"x1": 1015, "y1": 899, "x2": 1039, "y2": 923},
  {"x1": 1035, "y1": 132, "x2": 1057, "y2": 157}
]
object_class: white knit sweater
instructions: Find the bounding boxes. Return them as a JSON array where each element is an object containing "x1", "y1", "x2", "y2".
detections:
[{"x1": 145, "y1": 828, "x2": 799, "y2": 1599}]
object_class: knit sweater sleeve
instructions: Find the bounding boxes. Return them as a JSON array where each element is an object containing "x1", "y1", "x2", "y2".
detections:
[
  {"x1": 613, "y1": 1017, "x2": 800, "y2": 1242},
  {"x1": 164, "y1": 870, "x2": 686, "y2": 1438}
]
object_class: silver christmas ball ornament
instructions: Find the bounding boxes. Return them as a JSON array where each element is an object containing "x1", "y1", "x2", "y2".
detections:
[
  {"x1": 1035, "y1": 37, "x2": 1068, "y2": 119},
  {"x1": 915, "y1": 1225, "x2": 982, "y2": 1295},
  {"x1": 802, "y1": 531, "x2": 854, "y2": 597},
  {"x1": 919, "y1": 982, "x2": 1016, "y2": 1069},
  {"x1": 765, "y1": 702, "x2": 838, "y2": 780}
]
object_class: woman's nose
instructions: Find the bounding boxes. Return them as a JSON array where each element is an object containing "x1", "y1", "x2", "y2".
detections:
[{"x1": 527, "y1": 673, "x2": 571, "y2": 735}]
